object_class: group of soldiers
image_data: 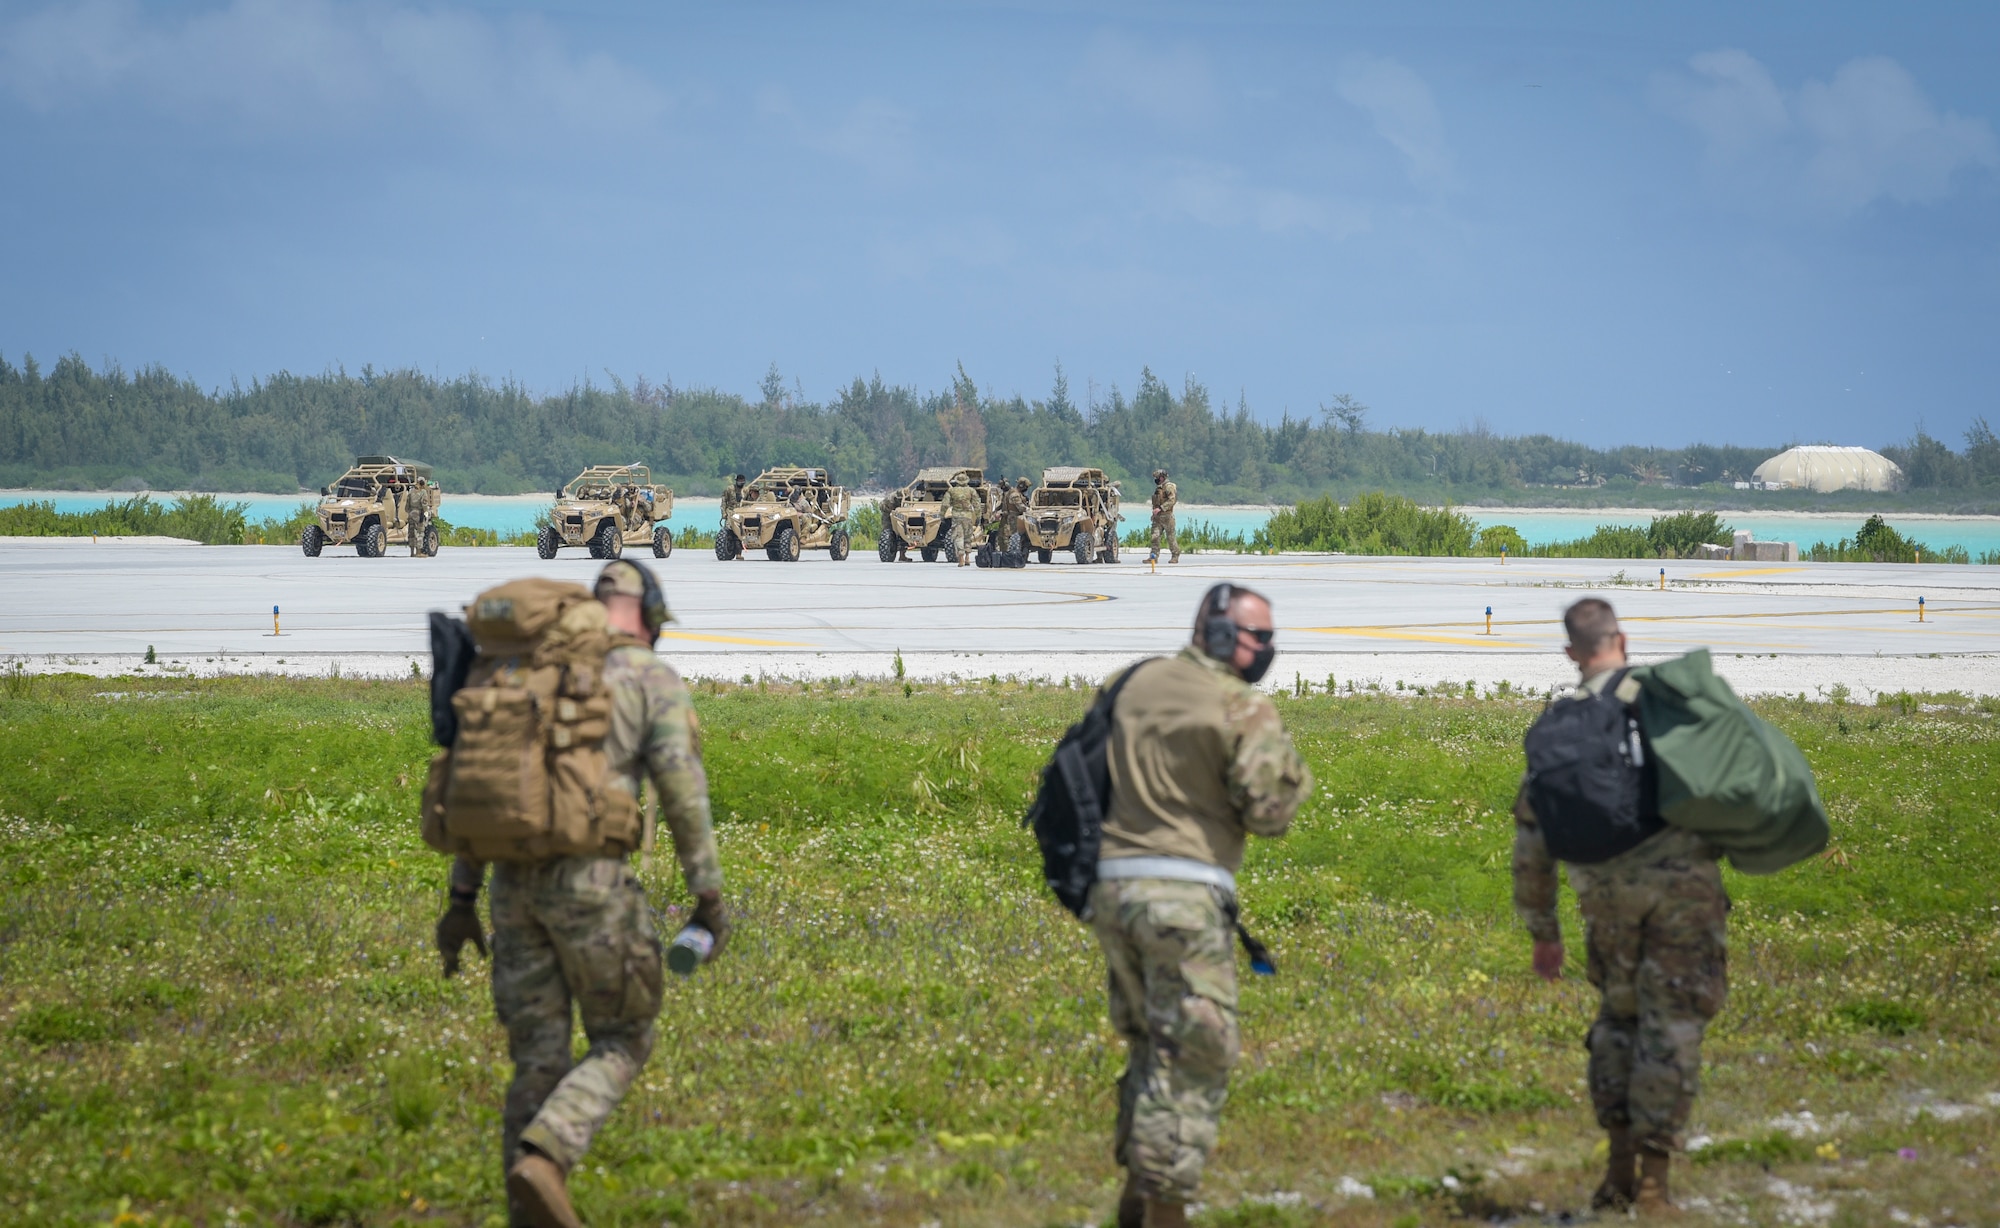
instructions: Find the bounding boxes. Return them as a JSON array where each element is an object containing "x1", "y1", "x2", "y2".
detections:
[
  {"x1": 383, "y1": 474, "x2": 435, "y2": 554},
  {"x1": 436, "y1": 565, "x2": 1717, "y2": 1226}
]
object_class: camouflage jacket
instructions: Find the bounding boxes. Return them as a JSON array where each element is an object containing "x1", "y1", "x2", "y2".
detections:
[
  {"x1": 1151, "y1": 481, "x2": 1178, "y2": 517},
  {"x1": 451, "y1": 642, "x2": 723, "y2": 898},
  {"x1": 946, "y1": 485, "x2": 978, "y2": 519},
  {"x1": 1511, "y1": 666, "x2": 1716, "y2": 943},
  {"x1": 1098, "y1": 647, "x2": 1313, "y2": 873}
]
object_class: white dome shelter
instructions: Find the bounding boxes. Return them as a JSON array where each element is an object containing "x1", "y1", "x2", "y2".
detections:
[{"x1": 1752, "y1": 445, "x2": 1904, "y2": 493}]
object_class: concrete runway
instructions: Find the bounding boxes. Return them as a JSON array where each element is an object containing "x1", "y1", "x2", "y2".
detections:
[{"x1": 2, "y1": 538, "x2": 1994, "y2": 698}]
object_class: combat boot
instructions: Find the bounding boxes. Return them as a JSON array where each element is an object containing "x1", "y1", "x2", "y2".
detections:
[
  {"x1": 1142, "y1": 1198, "x2": 1188, "y2": 1228},
  {"x1": 507, "y1": 1149, "x2": 584, "y2": 1228},
  {"x1": 1590, "y1": 1125, "x2": 1637, "y2": 1210},
  {"x1": 1635, "y1": 1148, "x2": 1678, "y2": 1215}
]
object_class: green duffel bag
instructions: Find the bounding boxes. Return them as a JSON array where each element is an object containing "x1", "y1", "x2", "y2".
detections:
[{"x1": 1627, "y1": 649, "x2": 1831, "y2": 875}]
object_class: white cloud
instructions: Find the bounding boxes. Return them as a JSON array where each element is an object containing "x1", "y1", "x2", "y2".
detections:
[
  {"x1": 1334, "y1": 55, "x2": 1454, "y2": 192},
  {"x1": 1162, "y1": 164, "x2": 1368, "y2": 239},
  {"x1": 1655, "y1": 48, "x2": 1996, "y2": 211},
  {"x1": 0, "y1": 0, "x2": 670, "y2": 145},
  {"x1": 1079, "y1": 30, "x2": 1217, "y2": 128}
]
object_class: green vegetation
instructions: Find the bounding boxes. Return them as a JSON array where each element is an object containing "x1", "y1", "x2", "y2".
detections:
[
  {"x1": 3, "y1": 677, "x2": 1997, "y2": 1224},
  {"x1": 0, "y1": 495, "x2": 253, "y2": 544},
  {"x1": 1250, "y1": 497, "x2": 1736, "y2": 561},
  {"x1": 1806, "y1": 514, "x2": 1973, "y2": 564},
  {"x1": 10, "y1": 350, "x2": 2000, "y2": 510}
]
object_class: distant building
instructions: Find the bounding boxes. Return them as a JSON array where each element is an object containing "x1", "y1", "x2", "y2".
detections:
[{"x1": 1750, "y1": 445, "x2": 1904, "y2": 493}]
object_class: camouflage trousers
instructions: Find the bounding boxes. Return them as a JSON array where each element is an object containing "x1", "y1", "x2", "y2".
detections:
[
  {"x1": 1569, "y1": 831, "x2": 1728, "y2": 1153},
  {"x1": 1090, "y1": 878, "x2": 1241, "y2": 1204},
  {"x1": 1150, "y1": 514, "x2": 1179, "y2": 560},
  {"x1": 490, "y1": 856, "x2": 662, "y2": 1219},
  {"x1": 948, "y1": 522, "x2": 969, "y2": 560}
]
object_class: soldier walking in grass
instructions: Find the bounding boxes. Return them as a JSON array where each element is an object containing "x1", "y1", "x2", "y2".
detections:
[
  {"x1": 1091, "y1": 584, "x2": 1312, "y2": 1228},
  {"x1": 1513, "y1": 598, "x2": 1728, "y2": 1215},
  {"x1": 434, "y1": 560, "x2": 730, "y2": 1228},
  {"x1": 1148, "y1": 469, "x2": 1179, "y2": 564}
]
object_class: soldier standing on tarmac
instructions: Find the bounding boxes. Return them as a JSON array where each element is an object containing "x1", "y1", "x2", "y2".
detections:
[
  {"x1": 945, "y1": 477, "x2": 978, "y2": 567},
  {"x1": 1092, "y1": 584, "x2": 1313, "y2": 1228},
  {"x1": 880, "y1": 487, "x2": 913, "y2": 562},
  {"x1": 1148, "y1": 470, "x2": 1179, "y2": 564},
  {"x1": 1513, "y1": 598, "x2": 1727, "y2": 1215},
  {"x1": 720, "y1": 475, "x2": 747, "y2": 561},
  {"x1": 996, "y1": 477, "x2": 1028, "y2": 556},
  {"x1": 435, "y1": 560, "x2": 730, "y2": 1228},
  {"x1": 407, "y1": 478, "x2": 431, "y2": 556}
]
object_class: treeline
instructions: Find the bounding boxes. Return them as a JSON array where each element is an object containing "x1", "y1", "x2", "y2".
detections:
[{"x1": 0, "y1": 351, "x2": 1990, "y2": 503}]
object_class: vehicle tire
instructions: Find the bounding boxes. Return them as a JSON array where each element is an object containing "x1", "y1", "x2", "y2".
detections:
[
  {"x1": 878, "y1": 527, "x2": 899, "y2": 562},
  {"x1": 1072, "y1": 533, "x2": 1094, "y2": 565},
  {"x1": 941, "y1": 527, "x2": 960, "y2": 565},
  {"x1": 422, "y1": 524, "x2": 441, "y2": 557},
  {"x1": 357, "y1": 522, "x2": 386, "y2": 558},
  {"x1": 537, "y1": 525, "x2": 560, "y2": 559},
  {"x1": 920, "y1": 545, "x2": 939, "y2": 563},
  {"x1": 300, "y1": 524, "x2": 324, "y2": 557},
  {"x1": 715, "y1": 528, "x2": 741, "y2": 560},
  {"x1": 1099, "y1": 529, "x2": 1119, "y2": 564},
  {"x1": 591, "y1": 519, "x2": 623, "y2": 560},
  {"x1": 1037, "y1": 547, "x2": 1053, "y2": 564},
  {"x1": 772, "y1": 523, "x2": 801, "y2": 562},
  {"x1": 653, "y1": 526, "x2": 674, "y2": 558},
  {"x1": 829, "y1": 527, "x2": 850, "y2": 561}
]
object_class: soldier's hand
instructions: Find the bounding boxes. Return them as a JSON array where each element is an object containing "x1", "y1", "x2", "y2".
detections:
[
  {"x1": 1532, "y1": 940, "x2": 1564, "y2": 982},
  {"x1": 691, "y1": 890, "x2": 731, "y2": 961},
  {"x1": 436, "y1": 900, "x2": 488, "y2": 977}
]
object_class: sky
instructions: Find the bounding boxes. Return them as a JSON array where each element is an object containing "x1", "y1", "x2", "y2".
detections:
[{"x1": 0, "y1": 0, "x2": 1995, "y2": 449}]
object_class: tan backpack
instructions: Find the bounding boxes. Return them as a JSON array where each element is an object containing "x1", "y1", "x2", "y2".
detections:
[{"x1": 420, "y1": 577, "x2": 642, "y2": 862}]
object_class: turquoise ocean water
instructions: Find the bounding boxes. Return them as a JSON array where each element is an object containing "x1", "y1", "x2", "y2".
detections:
[{"x1": 5, "y1": 490, "x2": 1998, "y2": 557}]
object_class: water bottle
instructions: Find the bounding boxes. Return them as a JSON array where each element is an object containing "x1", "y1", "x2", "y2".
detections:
[{"x1": 666, "y1": 924, "x2": 715, "y2": 977}]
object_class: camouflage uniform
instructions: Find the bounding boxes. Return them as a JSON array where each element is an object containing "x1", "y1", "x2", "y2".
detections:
[
  {"x1": 1513, "y1": 672, "x2": 1728, "y2": 1156},
  {"x1": 1150, "y1": 478, "x2": 1179, "y2": 562},
  {"x1": 945, "y1": 483, "x2": 978, "y2": 564},
  {"x1": 1092, "y1": 647, "x2": 1313, "y2": 1204},
  {"x1": 997, "y1": 484, "x2": 1026, "y2": 554},
  {"x1": 881, "y1": 490, "x2": 910, "y2": 560},
  {"x1": 453, "y1": 643, "x2": 721, "y2": 1223}
]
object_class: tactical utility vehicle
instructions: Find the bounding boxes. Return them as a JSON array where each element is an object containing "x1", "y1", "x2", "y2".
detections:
[
  {"x1": 717, "y1": 467, "x2": 852, "y2": 561},
  {"x1": 1022, "y1": 466, "x2": 1122, "y2": 564},
  {"x1": 878, "y1": 466, "x2": 997, "y2": 563},
  {"x1": 537, "y1": 463, "x2": 676, "y2": 560},
  {"x1": 302, "y1": 456, "x2": 442, "y2": 558}
]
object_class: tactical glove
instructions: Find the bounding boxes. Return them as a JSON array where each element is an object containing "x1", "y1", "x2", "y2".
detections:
[
  {"x1": 436, "y1": 900, "x2": 488, "y2": 977},
  {"x1": 690, "y1": 891, "x2": 731, "y2": 961}
]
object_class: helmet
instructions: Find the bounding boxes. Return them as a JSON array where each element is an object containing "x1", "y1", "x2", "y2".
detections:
[
  {"x1": 595, "y1": 560, "x2": 673, "y2": 643},
  {"x1": 1153, "y1": 469, "x2": 1167, "y2": 481},
  {"x1": 1016, "y1": 477, "x2": 1030, "y2": 491}
]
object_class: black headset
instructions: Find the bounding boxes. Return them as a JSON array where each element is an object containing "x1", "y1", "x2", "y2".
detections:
[
  {"x1": 602, "y1": 560, "x2": 670, "y2": 643},
  {"x1": 1200, "y1": 583, "x2": 1239, "y2": 660}
]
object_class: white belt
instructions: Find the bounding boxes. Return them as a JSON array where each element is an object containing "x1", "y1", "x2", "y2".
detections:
[{"x1": 1096, "y1": 856, "x2": 1235, "y2": 893}]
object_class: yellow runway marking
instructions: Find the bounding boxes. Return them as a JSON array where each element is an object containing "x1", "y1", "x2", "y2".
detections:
[{"x1": 656, "y1": 629, "x2": 813, "y2": 647}]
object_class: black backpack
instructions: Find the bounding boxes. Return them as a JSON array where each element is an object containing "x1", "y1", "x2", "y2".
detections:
[
  {"x1": 1022, "y1": 660, "x2": 1157, "y2": 917},
  {"x1": 1522, "y1": 670, "x2": 1665, "y2": 864}
]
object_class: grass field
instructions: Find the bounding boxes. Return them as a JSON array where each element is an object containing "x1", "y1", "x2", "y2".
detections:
[{"x1": 2, "y1": 673, "x2": 1998, "y2": 1226}]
